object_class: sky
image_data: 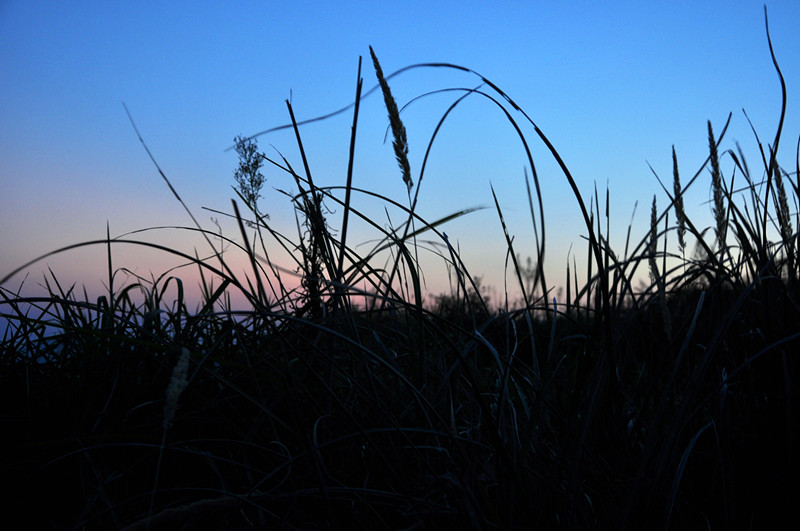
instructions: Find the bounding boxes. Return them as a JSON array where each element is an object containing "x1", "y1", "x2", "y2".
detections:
[{"x1": 2, "y1": 1, "x2": 799, "y2": 311}]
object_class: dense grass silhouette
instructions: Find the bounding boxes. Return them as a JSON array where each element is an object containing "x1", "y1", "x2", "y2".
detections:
[{"x1": 2, "y1": 9, "x2": 797, "y2": 529}]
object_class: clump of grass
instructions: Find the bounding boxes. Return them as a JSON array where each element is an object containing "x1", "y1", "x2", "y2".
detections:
[{"x1": 1, "y1": 8, "x2": 797, "y2": 530}]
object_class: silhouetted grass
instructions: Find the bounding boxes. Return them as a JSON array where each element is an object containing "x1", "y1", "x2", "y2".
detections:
[{"x1": 2, "y1": 9, "x2": 797, "y2": 530}]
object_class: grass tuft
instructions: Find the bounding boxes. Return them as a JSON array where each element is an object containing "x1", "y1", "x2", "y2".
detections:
[{"x1": 1, "y1": 11, "x2": 797, "y2": 529}]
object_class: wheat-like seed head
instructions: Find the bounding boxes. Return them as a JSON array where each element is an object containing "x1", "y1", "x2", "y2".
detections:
[
  {"x1": 707, "y1": 121, "x2": 727, "y2": 251},
  {"x1": 648, "y1": 195, "x2": 659, "y2": 284},
  {"x1": 672, "y1": 146, "x2": 687, "y2": 252},
  {"x1": 773, "y1": 160, "x2": 793, "y2": 244},
  {"x1": 369, "y1": 46, "x2": 413, "y2": 191}
]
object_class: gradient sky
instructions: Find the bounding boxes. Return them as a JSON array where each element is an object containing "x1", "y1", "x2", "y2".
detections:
[{"x1": 2, "y1": 1, "x2": 799, "y2": 309}]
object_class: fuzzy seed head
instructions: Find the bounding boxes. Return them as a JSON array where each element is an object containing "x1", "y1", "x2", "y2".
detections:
[
  {"x1": 369, "y1": 46, "x2": 413, "y2": 191},
  {"x1": 164, "y1": 347, "x2": 191, "y2": 430}
]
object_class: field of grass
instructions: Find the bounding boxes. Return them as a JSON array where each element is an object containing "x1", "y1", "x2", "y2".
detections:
[{"x1": 2, "y1": 19, "x2": 798, "y2": 531}]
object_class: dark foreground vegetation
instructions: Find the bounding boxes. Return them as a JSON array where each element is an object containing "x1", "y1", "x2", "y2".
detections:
[{"x1": 2, "y1": 13, "x2": 797, "y2": 530}]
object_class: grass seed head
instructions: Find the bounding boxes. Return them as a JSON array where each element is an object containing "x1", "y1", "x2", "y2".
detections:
[
  {"x1": 369, "y1": 46, "x2": 413, "y2": 191},
  {"x1": 672, "y1": 145, "x2": 687, "y2": 251},
  {"x1": 774, "y1": 160, "x2": 793, "y2": 244},
  {"x1": 233, "y1": 135, "x2": 267, "y2": 217},
  {"x1": 707, "y1": 121, "x2": 727, "y2": 250},
  {"x1": 649, "y1": 195, "x2": 659, "y2": 283},
  {"x1": 163, "y1": 347, "x2": 191, "y2": 430}
]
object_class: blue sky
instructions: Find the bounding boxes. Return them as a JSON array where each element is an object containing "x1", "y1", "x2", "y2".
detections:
[{"x1": 2, "y1": 1, "x2": 798, "y2": 308}]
